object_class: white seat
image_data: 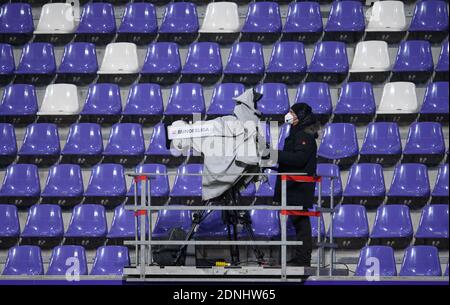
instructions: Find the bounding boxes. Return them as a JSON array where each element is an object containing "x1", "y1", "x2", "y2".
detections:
[
  {"x1": 38, "y1": 84, "x2": 79, "y2": 115},
  {"x1": 366, "y1": 1, "x2": 407, "y2": 32},
  {"x1": 377, "y1": 82, "x2": 419, "y2": 114},
  {"x1": 35, "y1": 3, "x2": 76, "y2": 34},
  {"x1": 199, "y1": 2, "x2": 240, "y2": 33},
  {"x1": 98, "y1": 43, "x2": 139, "y2": 74},
  {"x1": 350, "y1": 41, "x2": 390, "y2": 72}
]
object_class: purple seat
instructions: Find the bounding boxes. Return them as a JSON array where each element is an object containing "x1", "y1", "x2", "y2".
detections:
[
  {"x1": 295, "y1": 82, "x2": 332, "y2": 124},
  {"x1": 122, "y1": 83, "x2": 163, "y2": 124},
  {"x1": 408, "y1": 0, "x2": 449, "y2": 43},
  {"x1": 153, "y1": 209, "x2": 192, "y2": 239},
  {"x1": 343, "y1": 164, "x2": 386, "y2": 208},
  {"x1": 164, "y1": 83, "x2": 205, "y2": 122},
  {"x1": 415, "y1": 205, "x2": 448, "y2": 249},
  {"x1": 75, "y1": 2, "x2": 116, "y2": 45},
  {"x1": 370, "y1": 205, "x2": 413, "y2": 249},
  {"x1": 107, "y1": 204, "x2": 147, "y2": 243},
  {"x1": 0, "y1": 3, "x2": 34, "y2": 45},
  {"x1": 255, "y1": 83, "x2": 290, "y2": 122},
  {"x1": 144, "y1": 122, "x2": 183, "y2": 166},
  {"x1": 392, "y1": 40, "x2": 434, "y2": 83},
  {"x1": 15, "y1": 43, "x2": 56, "y2": 85},
  {"x1": 90, "y1": 246, "x2": 129, "y2": 275},
  {"x1": 18, "y1": 123, "x2": 60, "y2": 167},
  {"x1": 195, "y1": 210, "x2": 236, "y2": 240},
  {"x1": 0, "y1": 43, "x2": 14, "y2": 85},
  {"x1": 103, "y1": 123, "x2": 145, "y2": 166},
  {"x1": 307, "y1": 41, "x2": 349, "y2": 84},
  {"x1": 61, "y1": 123, "x2": 103, "y2": 167},
  {"x1": 140, "y1": 42, "x2": 181, "y2": 85},
  {"x1": 56, "y1": 42, "x2": 98, "y2": 86},
  {"x1": 65, "y1": 204, "x2": 107, "y2": 249},
  {"x1": 265, "y1": 41, "x2": 307, "y2": 84},
  {"x1": 240, "y1": 182, "x2": 256, "y2": 205},
  {"x1": 223, "y1": 42, "x2": 265, "y2": 85},
  {"x1": 80, "y1": 83, "x2": 122, "y2": 124},
  {"x1": 0, "y1": 164, "x2": 40, "y2": 206},
  {"x1": 333, "y1": 82, "x2": 376, "y2": 123},
  {"x1": 359, "y1": 122, "x2": 402, "y2": 166},
  {"x1": 0, "y1": 84, "x2": 38, "y2": 125},
  {"x1": 181, "y1": 42, "x2": 222, "y2": 85},
  {"x1": 324, "y1": 1, "x2": 365, "y2": 43},
  {"x1": 434, "y1": 40, "x2": 449, "y2": 81},
  {"x1": 431, "y1": 164, "x2": 449, "y2": 204},
  {"x1": 403, "y1": 122, "x2": 445, "y2": 165},
  {"x1": 207, "y1": 83, "x2": 245, "y2": 118},
  {"x1": 445, "y1": 264, "x2": 449, "y2": 276},
  {"x1": 315, "y1": 164, "x2": 343, "y2": 207},
  {"x1": 355, "y1": 246, "x2": 397, "y2": 276},
  {"x1": 277, "y1": 123, "x2": 291, "y2": 151},
  {"x1": 239, "y1": 209, "x2": 280, "y2": 240},
  {"x1": 2, "y1": 246, "x2": 43, "y2": 275},
  {"x1": 0, "y1": 204, "x2": 20, "y2": 249},
  {"x1": 47, "y1": 245, "x2": 88, "y2": 276},
  {"x1": 170, "y1": 164, "x2": 203, "y2": 205},
  {"x1": 21, "y1": 204, "x2": 64, "y2": 248},
  {"x1": 317, "y1": 123, "x2": 359, "y2": 168},
  {"x1": 329, "y1": 204, "x2": 369, "y2": 249},
  {"x1": 419, "y1": 82, "x2": 449, "y2": 122},
  {"x1": 399, "y1": 246, "x2": 442, "y2": 276},
  {"x1": 41, "y1": 164, "x2": 84, "y2": 207},
  {"x1": 158, "y1": 2, "x2": 199, "y2": 45},
  {"x1": 0, "y1": 123, "x2": 16, "y2": 167},
  {"x1": 255, "y1": 169, "x2": 277, "y2": 204},
  {"x1": 282, "y1": 1, "x2": 322, "y2": 43},
  {"x1": 127, "y1": 163, "x2": 170, "y2": 205},
  {"x1": 241, "y1": 2, "x2": 282, "y2": 44},
  {"x1": 117, "y1": 2, "x2": 157, "y2": 45}
]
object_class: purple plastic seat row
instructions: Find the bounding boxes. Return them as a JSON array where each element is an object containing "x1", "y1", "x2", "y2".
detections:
[
  {"x1": 333, "y1": 82, "x2": 376, "y2": 124},
  {"x1": 14, "y1": 42, "x2": 56, "y2": 86},
  {"x1": 306, "y1": 41, "x2": 349, "y2": 84},
  {"x1": 75, "y1": 2, "x2": 116, "y2": 45},
  {"x1": 415, "y1": 204, "x2": 449, "y2": 249},
  {"x1": 314, "y1": 163, "x2": 343, "y2": 207},
  {"x1": 329, "y1": 204, "x2": 369, "y2": 249},
  {"x1": 265, "y1": 41, "x2": 307, "y2": 85},
  {"x1": 102, "y1": 123, "x2": 145, "y2": 166},
  {"x1": 355, "y1": 246, "x2": 397, "y2": 276},
  {"x1": 158, "y1": 2, "x2": 199, "y2": 45},
  {"x1": 419, "y1": 81, "x2": 449, "y2": 123},
  {"x1": 323, "y1": 1, "x2": 365, "y2": 43},
  {"x1": 0, "y1": 43, "x2": 14, "y2": 85},
  {"x1": 180, "y1": 42, "x2": 222, "y2": 85},
  {"x1": 241, "y1": 2, "x2": 282, "y2": 44},
  {"x1": 116, "y1": 2, "x2": 158, "y2": 45},
  {"x1": 295, "y1": 82, "x2": 332, "y2": 124},
  {"x1": 0, "y1": 123, "x2": 16, "y2": 167},
  {"x1": 0, "y1": 3, "x2": 34, "y2": 46},
  {"x1": 281, "y1": 1, "x2": 323, "y2": 43},
  {"x1": 408, "y1": 0, "x2": 449, "y2": 43},
  {"x1": 434, "y1": 40, "x2": 448, "y2": 81},
  {"x1": 399, "y1": 246, "x2": 442, "y2": 276},
  {"x1": 431, "y1": 163, "x2": 449, "y2": 204},
  {"x1": 56, "y1": 42, "x2": 98, "y2": 86},
  {"x1": 0, "y1": 204, "x2": 20, "y2": 249},
  {"x1": 0, "y1": 164, "x2": 40, "y2": 206},
  {"x1": 223, "y1": 42, "x2": 265, "y2": 85},
  {"x1": 126, "y1": 163, "x2": 170, "y2": 205}
]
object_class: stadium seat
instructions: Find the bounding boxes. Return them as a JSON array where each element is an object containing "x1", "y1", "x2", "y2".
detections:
[
  {"x1": 402, "y1": 122, "x2": 446, "y2": 166},
  {"x1": 80, "y1": 83, "x2": 122, "y2": 124},
  {"x1": 195, "y1": 210, "x2": 236, "y2": 240},
  {"x1": 238, "y1": 209, "x2": 280, "y2": 240},
  {"x1": 281, "y1": 1, "x2": 323, "y2": 43},
  {"x1": 359, "y1": 122, "x2": 402, "y2": 166},
  {"x1": 445, "y1": 264, "x2": 449, "y2": 276},
  {"x1": 126, "y1": 164, "x2": 170, "y2": 206},
  {"x1": 333, "y1": 82, "x2": 376, "y2": 123},
  {"x1": 0, "y1": 43, "x2": 14, "y2": 86},
  {"x1": 90, "y1": 246, "x2": 129, "y2": 276},
  {"x1": 158, "y1": 2, "x2": 199, "y2": 45},
  {"x1": 33, "y1": 3, "x2": 76, "y2": 45},
  {"x1": 65, "y1": 204, "x2": 107, "y2": 249},
  {"x1": 349, "y1": 41, "x2": 391, "y2": 83},
  {"x1": 170, "y1": 164, "x2": 203, "y2": 205},
  {"x1": 408, "y1": 0, "x2": 449, "y2": 43},
  {"x1": 0, "y1": 3, "x2": 34, "y2": 45},
  {"x1": 2, "y1": 246, "x2": 43, "y2": 275},
  {"x1": 21, "y1": 204, "x2": 64, "y2": 248},
  {"x1": 46, "y1": 245, "x2": 88, "y2": 276},
  {"x1": 415, "y1": 205, "x2": 448, "y2": 249},
  {"x1": 140, "y1": 42, "x2": 181, "y2": 85},
  {"x1": 17, "y1": 123, "x2": 60, "y2": 166},
  {"x1": 255, "y1": 83, "x2": 290, "y2": 122},
  {"x1": 97, "y1": 43, "x2": 139, "y2": 85},
  {"x1": 265, "y1": 41, "x2": 307, "y2": 84},
  {"x1": 323, "y1": 0, "x2": 365, "y2": 43},
  {"x1": 329, "y1": 204, "x2": 369, "y2": 249},
  {"x1": 376, "y1": 82, "x2": 419, "y2": 123},
  {"x1": 434, "y1": 40, "x2": 449, "y2": 81},
  {"x1": 0, "y1": 84, "x2": 38, "y2": 125},
  {"x1": 41, "y1": 164, "x2": 84, "y2": 207},
  {"x1": 276, "y1": 123, "x2": 291, "y2": 151},
  {"x1": 15, "y1": 43, "x2": 56, "y2": 86},
  {"x1": 56, "y1": 42, "x2": 98, "y2": 86},
  {"x1": 223, "y1": 42, "x2": 265, "y2": 85},
  {"x1": 355, "y1": 246, "x2": 397, "y2": 276},
  {"x1": 315, "y1": 164, "x2": 343, "y2": 207},
  {"x1": 241, "y1": 2, "x2": 282, "y2": 44},
  {"x1": 239, "y1": 182, "x2": 256, "y2": 205},
  {"x1": 117, "y1": 2, "x2": 158, "y2": 45},
  {"x1": 306, "y1": 41, "x2": 349, "y2": 84},
  {"x1": 37, "y1": 84, "x2": 80, "y2": 124},
  {"x1": 198, "y1": 2, "x2": 240, "y2": 44},
  {"x1": 391, "y1": 40, "x2": 434, "y2": 84},
  {"x1": 122, "y1": 84, "x2": 163, "y2": 125},
  {"x1": 0, "y1": 164, "x2": 40, "y2": 207},
  {"x1": 431, "y1": 164, "x2": 449, "y2": 204},
  {"x1": 103, "y1": 123, "x2": 145, "y2": 167},
  {"x1": 255, "y1": 169, "x2": 277, "y2": 205},
  {"x1": 295, "y1": 82, "x2": 332, "y2": 124},
  {"x1": 0, "y1": 204, "x2": 20, "y2": 249},
  {"x1": 75, "y1": 2, "x2": 116, "y2": 45},
  {"x1": 84, "y1": 164, "x2": 127, "y2": 208},
  {"x1": 181, "y1": 42, "x2": 222, "y2": 85},
  {"x1": 0, "y1": 123, "x2": 16, "y2": 167},
  {"x1": 364, "y1": 1, "x2": 407, "y2": 43},
  {"x1": 152, "y1": 209, "x2": 192, "y2": 239},
  {"x1": 207, "y1": 83, "x2": 245, "y2": 118},
  {"x1": 164, "y1": 83, "x2": 206, "y2": 123},
  {"x1": 419, "y1": 82, "x2": 449, "y2": 123},
  {"x1": 107, "y1": 204, "x2": 146, "y2": 244},
  {"x1": 370, "y1": 205, "x2": 413, "y2": 249},
  {"x1": 317, "y1": 123, "x2": 359, "y2": 168},
  {"x1": 399, "y1": 246, "x2": 442, "y2": 276},
  {"x1": 144, "y1": 122, "x2": 183, "y2": 166}
]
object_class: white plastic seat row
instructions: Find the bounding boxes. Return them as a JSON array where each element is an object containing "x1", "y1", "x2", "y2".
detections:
[
  {"x1": 198, "y1": 2, "x2": 240, "y2": 44},
  {"x1": 376, "y1": 82, "x2": 419, "y2": 123},
  {"x1": 364, "y1": 1, "x2": 407, "y2": 43},
  {"x1": 34, "y1": 3, "x2": 77, "y2": 35},
  {"x1": 349, "y1": 40, "x2": 391, "y2": 83}
]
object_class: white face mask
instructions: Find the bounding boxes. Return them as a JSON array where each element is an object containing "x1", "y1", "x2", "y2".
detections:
[{"x1": 284, "y1": 112, "x2": 294, "y2": 124}]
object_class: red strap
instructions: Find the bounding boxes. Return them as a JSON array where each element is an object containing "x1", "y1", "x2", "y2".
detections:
[
  {"x1": 281, "y1": 175, "x2": 322, "y2": 183},
  {"x1": 134, "y1": 210, "x2": 147, "y2": 217},
  {"x1": 280, "y1": 210, "x2": 321, "y2": 217},
  {"x1": 134, "y1": 175, "x2": 148, "y2": 182}
]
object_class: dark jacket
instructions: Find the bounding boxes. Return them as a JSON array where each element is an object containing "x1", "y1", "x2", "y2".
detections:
[{"x1": 274, "y1": 126, "x2": 317, "y2": 209}]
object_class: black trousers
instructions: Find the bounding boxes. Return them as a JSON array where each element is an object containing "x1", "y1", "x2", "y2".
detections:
[{"x1": 289, "y1": 215, "x2": 312, "y2": 266}]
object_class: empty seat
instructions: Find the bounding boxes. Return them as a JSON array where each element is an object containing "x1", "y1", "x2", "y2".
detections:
[
  {"x1": 140, "y1": 42, "x2": 181, "y2": 85},
  {"x1": 0, "y1": 3, "x2": 34, "y2": 45},
  {"x1": 282, "y1": 1, "x2": 322, "y2": 43},
  {"x1": 41, "y1": 164, "x2": 84, "y2": 207},
  {"x1": 164, "y1": 83, "x2": 206, "y2": 123},
  {"x1": 198, "y1": 2, "x2": 240, "y2": 44},
  {"x1": 0, "y1": 123, "x2": 16, "y2": 167},
  {"x1": 144, "y1": 122, "x2": 183, "y2": 166},
  {"x1": 103, "y1": 123, "x2": 145, "y2": 166},
  {"x1": 97, "y1": 43, "x2": 139, "y2": 85},
  {"x1": 34, "y1": 3, "x2": 76, "y2": 45},
  {"x1": 56, "y1": 42, "x2": 98, "y2": 86},
  {"x1": 349, "y1": 41, "x2": 391, "y2": 83},
  {"x1": 158, "y1": 2, "x2": 199, "y2": 45},
  {"x1": 415, "y1": 205, "x2": 448, "y2": 249},
  {"x1": 306, "y1": 41, "x2": 349, "y2": 84},
  {"x1": 330, "y1": 204, "x2": 369, "y2": 249},
  {"x1": 65, "y1": 204, "x2": 107, "y2": 248},
  {"x1": 90, "y1": 246, "x2": 129, "y2": 276},
  {"x1": 170, "y1": 164, "x2": 203, "y2": 205},
  {"x1": 18, "y1": 123, "x2": 60, "y2": 166},
  {"x1": 107, "y1": 205, "x2": 141, "y2": 244},
  {"x1": 315, "y1": 164, "x2": 343, "y2": 207},
  {"x1": 207, "y1": 83, "x2": 245, "y2": 118},
  {"x1": 399, "y1": 246, "x2": 442, "y2": 276},
  {"x1": 80, "y1": 83, "x2": 122, "y2": 124},
  {"x1": 333, "y1": 82, "x2": 376, "y2": 123},
  {"x1": 431, "y1": 164, "x2": 449, "y2": 204},
  {"x1": 47, "y1": 245, "x2": 88, "y2": 276},
  {"x1": 241, "y1": 2, "x2": 282, "y2": 44},
  {"x1": 153, "y1": 209, "x2": 192, "y2": 239},
  {"x1": 195, "y1": 210, "x2": 236, "y2": 240},
  {"x1": 238, "y1": 209, "x2": 280, "y2": 240},
  {"x1": 122, "y1": 84, "x2": 163, "y2": 124},
  {"x1": 15, "y1": 43, "x2": 56, "y2": 86},
  {"x1": 317, "y1": 123, "x2": 358, "y2": 168},
  {"x1": 21, "y1": 204, "x2": 64, "y2": 248},
  {"x1": 117, "y1": 2, "x2": 158, "y2": 45},
  {"x1": 295, "y1": 82, "x2": 332, "y2": 124},
  {"x1": 0, "y1": 204, "x2": 20, "y2": 249},
  {"x1": 181, "y1": 42, "x2": 222, "y2": 85},
  {"x1": 255, "y1": 169, "x2": 277, "y2": 204},
  {"x1": 61, "y1": 123, "x2": 103, "y2": 167},
  {"x1": 223, "y1": 42, "x2": 265, "y2": 85},
  {"x1": 376, "y1": 82, "x2": 419, "y2": 123},
  {"x1": 408, "y1": 0, "x2": 449, "y2": 43},
  {"x1": 324, "y1": 1, "x2": 365, "y2": 43},
  {"x1": 2, "y1": 246, "x2": 43, "y2": 275},
  {"x1": 37, "y1": 84, "x2": 80, "y2": 124},
  {"x1": 0, "y1": 164, "x2": 40, "y2": 206},
  {"x1": 127, "y1": 164, "x2": 170, "y2": 206},
  {"x1": 265, "y1": 41, "x2": 307, "y2": 84},
  {"x1": 75, "y1": 2, "x2": 116, "y2": 45},
  {"x1": 255, "y1": 83, "x2": 290, "y2": 122},
  {"x1": 355, "y1": 246, "x2": 397, "y2": 276},
  {"x1": 0, "y1": 43, "x2": 14, "y2": 85},
  {"x1": 365, "y1": 1, "x2": 407, "y2": 43},
  {"x1": 0, "y1": 84, "x2": 38, "y2": 125},
  {"x1": 434, "y1": 40, "x2": 449, "y2": 81},
  {"x1": 84, "y1": 164, "x2": 127, "y2": 208},
  {"x1": 402, "y1": 122, "x2": 446, "y2": 165},
  {"x1": 419, "y1": 82, "x2": 449, "y2": 123}
]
